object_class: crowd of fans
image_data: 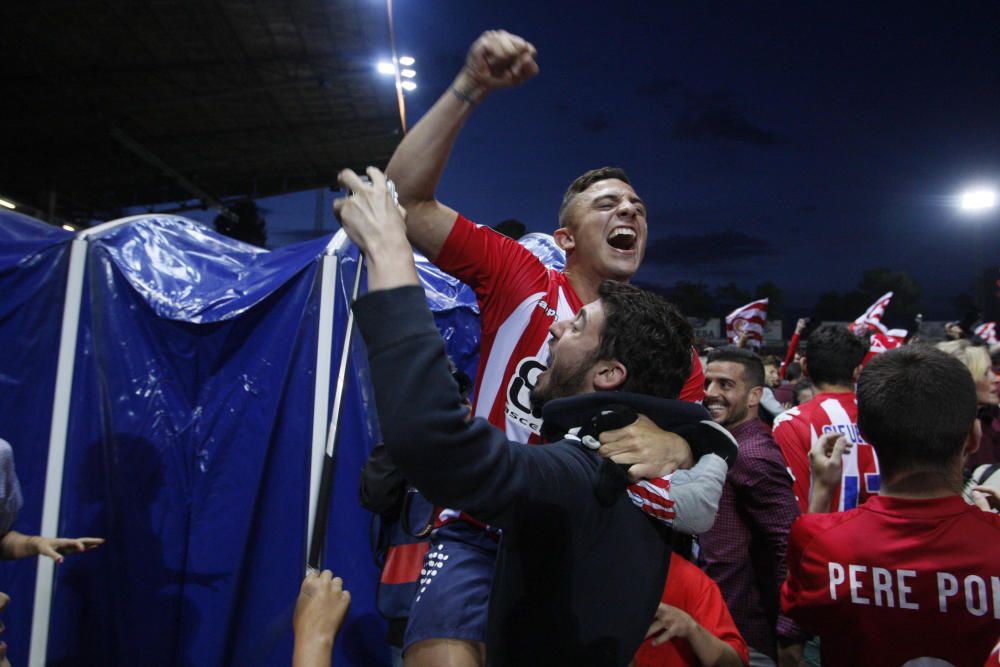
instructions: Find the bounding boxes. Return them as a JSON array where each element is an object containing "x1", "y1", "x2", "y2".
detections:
[
  {"x1": 331, "y1": 29, "x2": 1000, "y2": 667},
  {"x1": 4, "y1": 27, "x2": 1000, "y2": 667}
]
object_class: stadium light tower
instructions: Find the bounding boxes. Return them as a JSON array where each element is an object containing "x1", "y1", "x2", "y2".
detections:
[{"x1": 375, "y1": 56, "x2": 417, "y2": 93}]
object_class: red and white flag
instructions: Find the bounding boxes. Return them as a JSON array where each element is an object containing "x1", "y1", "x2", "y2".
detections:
[
  {"x1": 975, "y1": 322, "x2": 998, "y2": 344},
  {"x1": 848, "y1": 292, "x2": 893, "y2": 335},
  {"x1": 726, "y1": 298, "x2": 768, "y2": 347},
  {"x1": 862, "y1": 331, "x2": 907, "y2": 365}
]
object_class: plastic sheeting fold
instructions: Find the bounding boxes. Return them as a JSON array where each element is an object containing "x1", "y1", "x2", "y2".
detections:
[{"x1": 0, "y1": 212, "x2": 562, "y2": 665}]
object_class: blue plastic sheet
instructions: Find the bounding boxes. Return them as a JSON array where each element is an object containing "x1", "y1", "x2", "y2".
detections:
[
  {"x1": 0, "y1": 210, "x2": 73, "y2": 663},
  {"x1": 519, "y1": 232, "x2": 566, "y2": 271},
  {"x1": 48, "y1": 216, "x2": 338, "y2": 666},
  {"x1": 0, "y1": 211, "x2": 490, "y2": 665}
]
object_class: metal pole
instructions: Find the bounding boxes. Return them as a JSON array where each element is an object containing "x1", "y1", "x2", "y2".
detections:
[{"x1": 307, "y1": 250, "x2": 365, "y2": 570}]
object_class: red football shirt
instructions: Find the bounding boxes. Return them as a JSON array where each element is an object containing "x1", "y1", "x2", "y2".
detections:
[
  {"x1": 782, "y1": 495, "x2": 1000, "y2": 666},
  {"x1": 436, "y1": 214, "x2": 704, "y2": 444},
  {"x1": 772, "y1": 391, "x2": 880, "y2": 512},
  {"x1": 633, "y1": 553, "x2": 749, "y2": 667}
]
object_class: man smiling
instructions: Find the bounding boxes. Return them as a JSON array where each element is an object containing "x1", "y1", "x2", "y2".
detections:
[{"x1": 699, "y1": 348, "x2": 801, "y2": 665}]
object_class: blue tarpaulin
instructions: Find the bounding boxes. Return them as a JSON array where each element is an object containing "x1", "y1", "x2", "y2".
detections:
[
  {"x1": 0, "y1": 213, "x2": 568, "y2": 665},
  {"x1": 0, "y1": 213, "x2": 483, "y2": 666},
  {"x1": 0, "y1": 210, "x2": 74, "y2": 663}
]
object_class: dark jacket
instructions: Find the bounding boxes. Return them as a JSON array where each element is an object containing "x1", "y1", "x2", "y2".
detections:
[{"x1": 355, "y1": 286, "x2": 725, "y2": 667}]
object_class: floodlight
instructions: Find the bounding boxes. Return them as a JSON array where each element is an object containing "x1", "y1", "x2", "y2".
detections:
[
  {"x1": 399, "y1": 56, "x2": 415, "y2": 66},
  {"x1": 0, "y1": 198, "x2": 15, "y2": 210},
  {"x1": 401, "y1": 69, "x2": 416, "y2": 78},
  {"x1": 959, "y1": 187, "x2": 998, "y2": 212},
  {"x1": 377, "y1": 61, "x2": 396, "y2": 75},
  {"x1": 401, "y1": 81, "x2": 417, "y2": 92}
]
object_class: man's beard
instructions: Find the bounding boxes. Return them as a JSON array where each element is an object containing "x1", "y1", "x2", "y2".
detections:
[
  {"x1": 530, "y1": 355, "x2": 594, "y2": 412},
  {"x1": 705, "y1": 397, "x2": 750, "y2": 429}
]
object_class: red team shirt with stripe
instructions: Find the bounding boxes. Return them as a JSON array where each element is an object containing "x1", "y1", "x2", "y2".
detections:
[
  {"x1": 772, "y1": 391, "x2": 880, "y2": 513},
  {"x1": 433, "y1": 214, "x2": 705, "y2": 525}
]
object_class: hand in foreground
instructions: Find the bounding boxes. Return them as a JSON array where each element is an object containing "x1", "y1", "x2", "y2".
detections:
[
  {"x1": 293, "y1": 570, "x2": 351, "y2": 666},
  {"x1": 795, "y1": 318, "x2": 808, "y2": 335},
  {"x1": 645, "y1": 603, "x2": 696, "y2": 646},
  {"x1": 777, "y1": 641, "x2": 806, "y2": 667},
  {"x1": 32, "y1": 536, "x2": 104, "y2": 563},
  {"x1": 971, "y1": 485, "x2": 1000, "y2": 512},
  {"x1": 333, "y1": 167, "x2": 407, "y2": 255},
  {"x1": 809, "y1": 433, "x2": 851, "y2": 488},
  {"x1": 808, "y1": 433, "x2": 851, "y2": 512},
  {"x1": 598, "y1": 414, "x2": 694, "y2": 481},
  {"x1": 333, "y1": 167, "x2": 418, "y2": 291},
  {"x1": 459, "y1": 30, "x2": 539, "y2": 97}
]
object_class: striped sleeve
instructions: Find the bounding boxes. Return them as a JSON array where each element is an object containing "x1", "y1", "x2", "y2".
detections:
[{"x1": 626, "y1": 454, "x2": 727, "y2": 532}]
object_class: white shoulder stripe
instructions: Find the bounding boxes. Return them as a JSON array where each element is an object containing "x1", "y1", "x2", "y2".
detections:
[{"x1": 474, "y1": 291, "x2": 545, "y2": 419}]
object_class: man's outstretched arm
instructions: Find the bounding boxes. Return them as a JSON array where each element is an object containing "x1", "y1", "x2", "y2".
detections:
[
  {"x1": 335, "y1": 167, "x2": 587, "y2": 525},
  {"x1": 385, "y1": 30, "x2": 538, "y2": 260}
]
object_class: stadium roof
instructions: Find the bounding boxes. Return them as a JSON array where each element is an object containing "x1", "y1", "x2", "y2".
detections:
[{"x1": 0, "y1": 0, "x2": 403, "y2": 224}]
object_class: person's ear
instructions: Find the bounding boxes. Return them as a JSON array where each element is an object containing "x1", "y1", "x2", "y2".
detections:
[
  {"x1": 801, "y1": 357, "x2": 809, "y2": 379},
  {"x1": 851, "y1": 364, "x2": 863, "y2": 383},
  {"x1": 593, "y1": 360, "x2": 627, "y2": 391},
  {"x1": 964, "y1": 418, "x2": 983, "y2": 459},
  {"x1": 553, "y1": 225, "x2": 575, "y2": 254},
  {"x1": 748, "y1": 386, "x2": 763, "y2": 408}
]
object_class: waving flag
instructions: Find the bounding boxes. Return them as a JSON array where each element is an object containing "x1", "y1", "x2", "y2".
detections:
[
  {"x1": 726, "y1": 298, "x2": 768, "y2": 347},
  {"x1": 848, "y1": 292, "x2": 893, "y2": 335},
  {"x1": 975, "y1": 322, "x2": 998, "y2": 344},
  {"x1": 862, "y1": 330, "x2": 907, "y2": 365}
]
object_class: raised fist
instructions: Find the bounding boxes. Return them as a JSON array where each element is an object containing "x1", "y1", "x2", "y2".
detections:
[{"x1": 462, "y1": 30, "x2": 539, "y2": 93}]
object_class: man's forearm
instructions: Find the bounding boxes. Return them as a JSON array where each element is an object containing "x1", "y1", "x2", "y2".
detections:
[
  {"x1": 386, "y1": 68, "x2": 483, "y2": 208},
  {"x1": 0, "y1": 530, "x2": 36, "y2": 559},
  {"x1": 807, "y1": 486, "x2": 835, "y2": 513},
  {"x1": 385, "y1": 70, "x2": 482, "y2": 260},
  {"x1": 667, "y1": 454, "x2": 727, "y2": 534},
  {"x1": 384, "y1": 30, "x2": 537, "y2": 259}
]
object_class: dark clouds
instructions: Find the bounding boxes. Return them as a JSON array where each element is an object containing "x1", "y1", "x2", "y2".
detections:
[
  {"x1": 673, "y1": 99, "x2": 784, "y2": 146},
  {"x1": 582, "y1": 113, "x2": 610, "y2": 133},
  {"x1": 633, "y1": 77, "x2": 784, "y2": 147},
  {"x1": 634, "y1": 78, "x2": 683, "y2": 100},
  {"x1": 644, "y1": 230, "x2": 778, "y2": 266}
]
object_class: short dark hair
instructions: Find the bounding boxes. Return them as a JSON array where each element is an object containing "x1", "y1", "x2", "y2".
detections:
[
  {"x1": 793, "y1": 380, "x2": 814, "y2": 403},
  {"x1": 804, "y1": 324, "x2": 868, "y2": 386},
  {"x1": 785, "y1": 361, "x2": 803, "y2": 382},
  {"x1": 857, "y1": 346, "x2": 976, "y2": 474},
  {"x1": 761, "y1": 355, "x2": 780, "y2": 369},
  {"x1": 706, "y1": 347, "x2": 765, "y2": 388},
  {"x1": 558, "y1": 167, "x2": 631, "y2": 227},
  {"x1": 597, "y1": 280, "x2": 692, "y2": 398}
]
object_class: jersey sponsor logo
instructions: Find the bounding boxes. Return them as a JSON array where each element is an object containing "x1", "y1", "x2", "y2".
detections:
[
  {"x1": 505, "y1": 356, "x2": 546, "y2": 434},
  {"x1": 827, "y1": 561, "x2": 1000, "y2": 619},
  {"x1": 535, "y1": 298, "x2": 557, "y2": 319}
]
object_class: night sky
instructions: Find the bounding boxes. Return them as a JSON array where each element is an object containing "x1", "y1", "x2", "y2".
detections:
[{"x1": 212, "y1": 2, "x2": 1000, "y2": 321}]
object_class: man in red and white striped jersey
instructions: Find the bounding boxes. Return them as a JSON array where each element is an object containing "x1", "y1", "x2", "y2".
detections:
[
  {"x1": 385, "y1": 29, "x2": 720, "y2": 667},
  {"x1": 773, "y1": 324, "x2": 880, "y2": 513}
]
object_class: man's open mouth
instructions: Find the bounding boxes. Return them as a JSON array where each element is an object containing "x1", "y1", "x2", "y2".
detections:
[{"x1": 607, "y1": 227, "x2": 637, "y2": 251}]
